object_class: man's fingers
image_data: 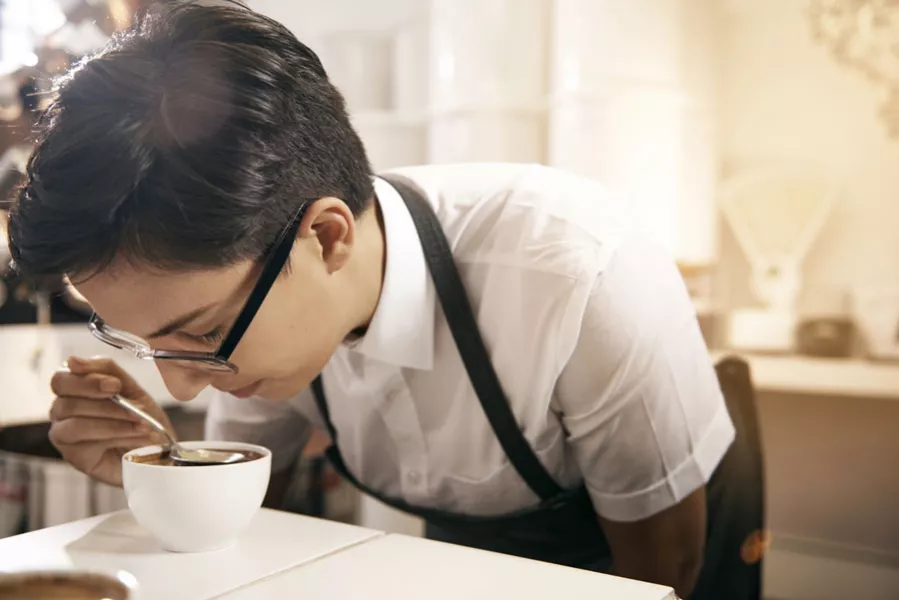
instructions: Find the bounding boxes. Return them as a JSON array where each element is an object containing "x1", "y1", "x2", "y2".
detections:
[
  {"x1": 64, "y1": 356, "x2": 148, "y2": 399},
  {"x1": 97, "y1": 435, "x2": 161, "y2": 454},
  {"x1": 49, "y1": 396, "x2": 142, "y2": 423},
  {"x1": 51, "y1": 369, "x2": 123, "y2": 399},
  {"x1": 49, "y1": 417, "x2": 150, "y2": 446}
]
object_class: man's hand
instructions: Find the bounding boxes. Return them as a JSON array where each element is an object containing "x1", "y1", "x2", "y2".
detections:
[
  {"x1": 600, "y1": 486, "x2": 706, "y2": 598},
  {"x1": 48, "y1": 356, "x2": 173, "y2": 487}
]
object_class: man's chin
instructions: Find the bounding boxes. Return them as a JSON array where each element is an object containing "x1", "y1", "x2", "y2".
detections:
[
  {"x1": 251, "y1": 379, "x2": 305, "y2": 402},
  {"x1": 227, "y1": 380, "x2": 263, "y2": 399}
]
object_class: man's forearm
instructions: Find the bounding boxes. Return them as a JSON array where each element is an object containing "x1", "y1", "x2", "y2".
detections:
[
  {"x1": 609, "y1": 553, "x2": 701, "y2": 597},
  {"x1": 599, "y1": 487, "x2": 707, "y2": 598}
]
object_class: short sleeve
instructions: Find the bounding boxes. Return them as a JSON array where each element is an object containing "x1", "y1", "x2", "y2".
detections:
[
  {"x1": 556, "y1": 237, "x2": 735, "y2": 522},
  {"x1": 204, "y1": 389, "x2": 313, "y2": 473}
]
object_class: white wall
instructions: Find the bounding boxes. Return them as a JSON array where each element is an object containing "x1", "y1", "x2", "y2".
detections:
[
  {"x1": 548, "y1": 0, "x2": 721, "y2": 266},
  {"x1": 717, "y1": 0, "x2": 899, "y2": 311},
  {"x1": 248, "y1": 0, "x2": 425, "y2": 40},
  {"x1": 249, "y1": 0, "x2": 431, "y2": 173}
]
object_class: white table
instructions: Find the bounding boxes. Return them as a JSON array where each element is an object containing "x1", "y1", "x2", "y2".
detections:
[
  {"x1": 0, "y1": 510, "x2": 676, "y2": 600},
  {"x1": 220, "y1": 532, "x2": 677, "y2": 600},
  {"x1": 0, "y1": 509, "x2": 380, "y2": 600}
]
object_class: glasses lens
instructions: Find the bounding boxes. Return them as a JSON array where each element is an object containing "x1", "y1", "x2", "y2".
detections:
[
  {"x1": 91, "y1": 319, "x2": 151, "y2": 353},
  {"x1": 90, "y1": 317, "x2": 238, "y2": 374},
  {"x1": 157, "y1": 356, "x2": 238, "y2": 374}
]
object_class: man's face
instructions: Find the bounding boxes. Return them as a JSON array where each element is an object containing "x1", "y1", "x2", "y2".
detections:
[
  {"x1": 73, "y1": 196, "x2": 375, "y2": 402},
  {"x1": 74, "y1": 247, "x2": 348, "y2": 402}
]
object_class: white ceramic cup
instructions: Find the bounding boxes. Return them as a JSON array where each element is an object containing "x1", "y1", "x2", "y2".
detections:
[{"x1": 122, "y1": 441, "x2": 271, "y2": 553}]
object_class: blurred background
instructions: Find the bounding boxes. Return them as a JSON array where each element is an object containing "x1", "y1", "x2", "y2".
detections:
[{"x1": 1, "y1": 1, "x2": 898, "y2": 598}]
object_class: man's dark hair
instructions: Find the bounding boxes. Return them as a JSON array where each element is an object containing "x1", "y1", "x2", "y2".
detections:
[{"x1": 7, "y1": 0, "x2": 373, "y2": 279}]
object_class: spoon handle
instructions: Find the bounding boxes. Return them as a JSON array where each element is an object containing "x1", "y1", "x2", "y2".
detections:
[{"x1": 110, "y1": 395, "x2": 174, "y2": 445}]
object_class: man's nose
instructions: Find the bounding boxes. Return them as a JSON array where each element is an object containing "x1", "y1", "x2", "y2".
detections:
[{"x1": 155, "y1": 361, "x2": 214, "y2": 402}]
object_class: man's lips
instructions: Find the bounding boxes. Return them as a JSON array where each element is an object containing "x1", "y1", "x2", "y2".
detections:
[{"x1": 220, "y1": 380, "x2": 262, "y2": 399}]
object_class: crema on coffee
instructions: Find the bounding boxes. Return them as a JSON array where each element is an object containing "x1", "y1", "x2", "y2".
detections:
[{"x1": 125, "y1": 449, "x2": 265, "y2": 466}]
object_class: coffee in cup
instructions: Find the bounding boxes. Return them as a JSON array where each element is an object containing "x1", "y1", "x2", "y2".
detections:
[
  {"x1": 0, "y1": 570, "x2": 134, "y2": 600},
  {"x1": 125, "y1": 448, "x2": 265, "y2": 466}
]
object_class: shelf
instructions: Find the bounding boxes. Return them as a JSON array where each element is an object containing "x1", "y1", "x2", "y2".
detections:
[{"x1": 712, "y1": 351, "x2": 899, "y2": 400}]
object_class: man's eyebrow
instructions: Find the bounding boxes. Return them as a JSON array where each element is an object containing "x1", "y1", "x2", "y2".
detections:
[{"x1": 145, "y1": 303, "x2": 219, "y2": 340}]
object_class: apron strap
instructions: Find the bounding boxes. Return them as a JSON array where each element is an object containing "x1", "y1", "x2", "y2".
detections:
[
  {"x1": 379, "y1": 174, "x2": 563, "y2": 501},
  {"x1": 311, "y1": 376, "x2": 336, "y2": 443}
]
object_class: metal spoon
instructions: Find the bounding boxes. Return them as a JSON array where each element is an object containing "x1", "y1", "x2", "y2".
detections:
[{"x1": 111, "y1": 395, "x2": 245, "y2": 465}]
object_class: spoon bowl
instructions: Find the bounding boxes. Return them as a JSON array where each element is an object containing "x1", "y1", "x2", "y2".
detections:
[
  {"x1": 110, "y1": 395, "x2": 245, "y2": 465},
  {"x1": 170, "y1": 446, "x2": 246, "y2": 465}
]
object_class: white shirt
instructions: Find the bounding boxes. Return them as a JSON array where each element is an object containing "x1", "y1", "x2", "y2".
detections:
[{"x1": 206, "y1": 163, "x2": 734, "y2": 523}]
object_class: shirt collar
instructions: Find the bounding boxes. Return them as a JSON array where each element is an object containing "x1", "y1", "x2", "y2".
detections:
[{"x1": 344, "y1": 176, "x2": 436, "y2": 370}]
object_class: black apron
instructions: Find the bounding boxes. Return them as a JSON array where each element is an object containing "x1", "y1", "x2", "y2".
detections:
[{"x1": 311, "y1": 176, "x2": 764, "y2": 600}]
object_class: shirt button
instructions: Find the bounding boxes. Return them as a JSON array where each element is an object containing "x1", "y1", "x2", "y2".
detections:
[{"x1": 407, "y1": 470, "x2": 422, "y2": 484}]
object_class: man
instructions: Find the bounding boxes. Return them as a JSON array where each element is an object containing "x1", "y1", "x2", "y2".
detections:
[{"x1": 7, "y1": 2, "x2": 741, "y2": 598}]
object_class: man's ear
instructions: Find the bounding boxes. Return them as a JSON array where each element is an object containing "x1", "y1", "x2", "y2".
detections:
[{"x1": 301, "y1": 197, "x2": 355, "y2": 273}]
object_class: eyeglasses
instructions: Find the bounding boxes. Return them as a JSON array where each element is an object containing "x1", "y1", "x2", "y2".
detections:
[{"x1": 87, "y1": 203, "x2": 310, "y2": 374}]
